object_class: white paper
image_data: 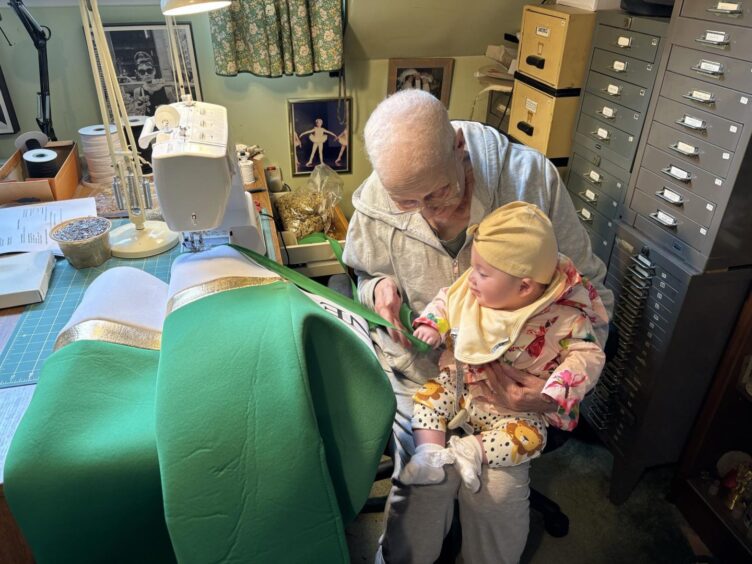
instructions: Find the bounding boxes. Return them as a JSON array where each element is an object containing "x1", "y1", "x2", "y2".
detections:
[
  {"x1": 705, "y1": 31, "x2": 726, "y2": 43},
  {"x1": 613, "y1": 60, "x2": 627, "y2": 72},
  {"x1": 717, "y1": 2, "x2": 739, "y2": 11},
  {"x1": 617, "y1": 36, "x2": 632, "y2": 47},
  {"x1": 662, "y1": 188, "x2": 681, "y2": 203},
  {"x1": 670, "y1": 165, "x2": 690, "y2": 180},
  {"x1": 607, "y1": 84, "x2": 621, "y2": 95},
  {"x1": 585, "y1": 189, "x2": 597, "y2": 201},
  {"x1": 691, "y1": 90, "x2": 712, "y2": 101},
  {"x1": 602, "y1": 106, "x2": 615, "y2": 118},
  {"x1": 0, "y1": 198, "x2": 98, "y2": 255},
  {"x1": 536, "y1": 26, "x2": 550, "y2": 38},
  {"x1": 525, "y1": 98, "x2": 538, "y2": 113},
  {"x1": 683, "y1": 115, "x2": 704, "y2": 128},
  {"x1": 597, "y1": 127, "x2": 610, "y2": 139},
  {"x1": 589, "y1": 170, "x2": 602, "y2": 182},
  {"x1": 580, "y1": 207, "x2": 591, "y2": 220},
  {"x1": 699, "y1": 60, "x2": 721, "y2": 73},
  {"x1": 676, "y1": 141, "x2": 696, "y2": 154}
]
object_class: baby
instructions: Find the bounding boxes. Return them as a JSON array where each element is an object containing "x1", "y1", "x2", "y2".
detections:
[{"x1": 401, "y1": 201, "x2": 608, "y2": 491}]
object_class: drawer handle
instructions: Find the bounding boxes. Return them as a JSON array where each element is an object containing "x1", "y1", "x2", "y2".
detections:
[
  {"x1": 583, "y1": 171, "x2": 602, "y2": 185},
  {"x1": 597, "y1": 106, "x2": 617, "y2": 120},
  {"x1": 631, "y1": 253, "x2": 656, "y2": 270},
  {"x1": 669, "y1": 141, "x2": 700, "y2": 157},
  {"x1": 676, "y1": 115, "x2": 707, "y2": 131},
  {"x1": 591, "y1": 127, "x2": 611, "y2": 141},
  {"x1": 579, "y1": 189, "x2": 599, "y2": 204},
  {"x1": 612, "y1": 60, "x2": 628, "y2": 73},
  {"x1": 616, "y1": 36, "x2": 633, "y2": 48},
  {"x1": 577, "y1": 208, "x2": 594, "y2": 223},
  {"x1": 682, "y1": 90, "x2": 716, "y2": 104},
  {"x1": 656, "y1": 187, "x2": 685, "y2": 206},
  {"x1": 601, "y1": 84, "x2": 622, "y2": 97},
  {"x1": 516, "y1": 121, "x2": 534, "y2": 136},
  {"x1": 661, "y1": 165, "x2": 692, "y2": 183},
  {"x1": 650, "y1": 210, "x2": 679, "y2": 228},
  {"x1": 691, "y1": 60, "x2": 725, "y2": 77},
  {"x1": 525, "y1": 55, "x2": 545, "y2": 69},
  {"x1": 706, "y1": 2, "x2": 742, "y2": 15},
  {"x1": 695, "y1": 33, "x2": 730, "y2": 47}
]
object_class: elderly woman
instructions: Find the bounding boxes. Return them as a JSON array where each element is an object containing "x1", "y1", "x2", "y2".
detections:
[{"x1": 343, "y1": 89, "x2": 613, "y2": 564}]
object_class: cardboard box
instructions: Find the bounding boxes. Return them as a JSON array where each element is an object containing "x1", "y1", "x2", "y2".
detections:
[
  {"x1": 0, "y1": 141, "x2": 82, "y2": 205},
  {"x1": 273, "y1": 198, "x2": 349, "y2": 277}
]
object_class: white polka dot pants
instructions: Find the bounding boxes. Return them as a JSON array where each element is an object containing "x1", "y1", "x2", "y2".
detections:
[{"x1": 412, "y1": 374, "x2": 548, "y2": 467}]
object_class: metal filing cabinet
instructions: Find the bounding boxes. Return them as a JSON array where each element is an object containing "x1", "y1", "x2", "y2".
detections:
[
  {"x1": 567, "y1": 11, "x2": 669, "y2": 266},
  {"x1": 583, "y1": 223, "x2": 752, "y2": 503},
  {"x1": 509, "y1": 4, "x2": 595, "y2": 164},
  {"x1": 584, "y1": 0, "x2": 752, "y2": 503}
]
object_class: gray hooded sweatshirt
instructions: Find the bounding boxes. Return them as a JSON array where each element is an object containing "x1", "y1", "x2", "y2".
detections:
[{"x1": 343, "y1": 121, "x2": 613, "y2": 383}]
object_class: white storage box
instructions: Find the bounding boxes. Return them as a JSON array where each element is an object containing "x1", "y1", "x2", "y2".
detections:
[{"x1": 556, "y1": 0, "x2": 622, "y2": 11}]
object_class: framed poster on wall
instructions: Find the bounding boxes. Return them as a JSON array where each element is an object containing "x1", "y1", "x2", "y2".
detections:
[
  {"x1": 0, "y1": 66, "x2": 20, "y2": 135},
  {"x1": 101, "y1": 23, "x2": 201, "y2": 116},
  {"x1": 288, "y1": 97, "x2": 351, "y2": 177}
]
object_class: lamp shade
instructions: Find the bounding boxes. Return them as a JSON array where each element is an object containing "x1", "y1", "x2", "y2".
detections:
[{"x1": 161, "y1": 0, "x2": 231, "y2": 16}]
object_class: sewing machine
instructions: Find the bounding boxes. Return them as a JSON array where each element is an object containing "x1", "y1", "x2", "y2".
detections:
[{"x1": 139, "y1": 100, "x2": 266, "y2": 254}]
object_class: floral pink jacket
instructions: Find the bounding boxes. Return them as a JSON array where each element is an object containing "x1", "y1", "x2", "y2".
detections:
[{"x1": 414, "y1": 257, "x2": 608, "y2": 431}]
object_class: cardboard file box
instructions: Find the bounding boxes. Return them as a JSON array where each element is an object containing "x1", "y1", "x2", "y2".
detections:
[
  {"x1": 0, "y1": 141, "x2": 82, "y2": 205},
  {"x1": 274, "y1": 200, "x2": 349, "y2": 278}
]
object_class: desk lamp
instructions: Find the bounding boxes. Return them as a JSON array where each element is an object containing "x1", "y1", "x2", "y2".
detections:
[{"x1": 79, "y1": 0, "x2": 179, "y2": 258}]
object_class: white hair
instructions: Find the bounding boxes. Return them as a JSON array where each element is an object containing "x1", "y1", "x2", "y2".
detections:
[{"x1": 364, "y1": 90, "x2": 455, "y2": 175}]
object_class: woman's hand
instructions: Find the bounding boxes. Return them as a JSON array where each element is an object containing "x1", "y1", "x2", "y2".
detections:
[
  {"x1": 413, "y1": 325, "x2": 442, "y2": 348},
  {"x1": 474, "y1": 363, "x2": 554, "y2": 414},
  {"x1": 374, "y1": 278, "x2": 411, "y2": 348}
]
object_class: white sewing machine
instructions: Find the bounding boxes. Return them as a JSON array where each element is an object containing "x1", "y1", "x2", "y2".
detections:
[{"x1": 139, "y1": 100, "x2": 265, "y2": 254}]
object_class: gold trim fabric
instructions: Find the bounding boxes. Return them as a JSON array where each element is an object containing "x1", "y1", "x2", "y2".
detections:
[
  {"x1": 54, "y1": 319, "x2": 162, "y2": 352},
  {"x1": 166, "y1": 276, "x2": 283, "y2": 315}
]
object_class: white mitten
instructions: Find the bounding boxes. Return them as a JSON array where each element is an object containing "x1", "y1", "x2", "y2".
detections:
[
  {"x1": 399, "y1": 443, "x2": 456, "y2": 485},
  {"x1": 448, "y1": 435, "x2": 484, "y2": 493}
]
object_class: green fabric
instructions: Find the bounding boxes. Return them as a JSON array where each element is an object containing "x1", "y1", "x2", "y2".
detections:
[
  {"x1": 229, "y1": 243, "x2": 430, "y2": 352},
  {"x1": 4, "y1": 341, "x2": 175, "y2": 564},
  {"x1": 156, "y1": 282, "x2": 395, "y2": 563},
  {"x1": 209, "y1": 0, "x2": 343, "y2": 77}
]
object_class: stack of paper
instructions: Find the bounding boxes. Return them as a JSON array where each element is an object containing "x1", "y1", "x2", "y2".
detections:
[{"x1": 0, "y1": 251, "x2": 55, "y2": 309}]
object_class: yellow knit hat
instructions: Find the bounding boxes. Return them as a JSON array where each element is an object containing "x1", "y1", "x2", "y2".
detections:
[{"x1": 468, "y1": 201, "x2": 558, "y2": 284}]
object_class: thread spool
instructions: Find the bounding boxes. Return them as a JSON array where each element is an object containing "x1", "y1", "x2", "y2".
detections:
[
  {"x1": 239, "y1": 157, "x2": 255, "y2": 184},
  {"x1": 78, "y1": 124, "x2": 121, "y2": 184},
  {"x1": 128, "y1": 115, "x2": 153, "y2": 173},
  {"x1": 23, "y1": 148, "x2": 59, "y2": 178}
]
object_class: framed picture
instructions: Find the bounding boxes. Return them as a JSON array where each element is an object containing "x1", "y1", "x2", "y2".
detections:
[
  {"x1": 101, "y1": 23, "x2": 201, "y2": 116},
  {"x1": 288, "y1": 97, "x2": 351, "y2": 177},
  {"x1": 0, "y1": 66, "x2": 20, "y2": 135},
  {"x1": 387, "y1": 58, "x2": 455, "y2": 107}
]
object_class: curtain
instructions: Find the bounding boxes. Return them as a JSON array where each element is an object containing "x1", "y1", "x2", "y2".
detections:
[{"x1": 209, "y1": 0, "x2": 343, "y2": 77}]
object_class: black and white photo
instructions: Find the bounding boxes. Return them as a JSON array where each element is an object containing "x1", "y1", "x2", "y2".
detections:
[
  {"x1": 388, "y1": 58, "x2": 454, "y2": 108},
  {"x1": 102, "y1": 23, "x2": 201, "y2": 117},
  {"x1": 0, "y1": 66, "x2": 20, "y2": 135}
]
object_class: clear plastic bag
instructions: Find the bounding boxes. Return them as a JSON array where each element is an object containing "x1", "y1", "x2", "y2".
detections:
[{"x1": 276, "y1": 164, "x2": 343, "y2": 240}]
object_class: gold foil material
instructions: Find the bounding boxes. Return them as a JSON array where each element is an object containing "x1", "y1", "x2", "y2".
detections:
[
  {"x1": 165, "y1": 276, "x2": 283, "y2": 315},
  {"x1": 54, "y1": 319, "x2": 162, "y2": 351}
]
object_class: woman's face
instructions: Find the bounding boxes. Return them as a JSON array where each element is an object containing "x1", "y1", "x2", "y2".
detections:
[
  {"x1": 383, "y1": 145, "x2": 467, "y2": 220},
  {"x1": 137, "y1": 63, "x2": 156, "y2": 83}
]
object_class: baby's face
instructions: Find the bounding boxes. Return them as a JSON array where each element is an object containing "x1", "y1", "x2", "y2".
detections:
[{"x1": 468, "y1": 245, "x2": 543, "y2": 310}]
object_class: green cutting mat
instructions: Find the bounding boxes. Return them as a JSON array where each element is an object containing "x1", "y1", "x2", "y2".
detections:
[{"x1": 0, "y1": 240, "x2": 181, "y2": 389}]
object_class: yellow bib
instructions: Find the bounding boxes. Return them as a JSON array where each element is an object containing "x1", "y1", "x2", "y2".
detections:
[{"x1": 445, "y1": 267, "x2": 567, "y2": 364}]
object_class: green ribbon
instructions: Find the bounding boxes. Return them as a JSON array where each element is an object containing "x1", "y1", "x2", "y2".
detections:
[{"x1": 229, "y1": 243, "x2": 430, "y2": 352}]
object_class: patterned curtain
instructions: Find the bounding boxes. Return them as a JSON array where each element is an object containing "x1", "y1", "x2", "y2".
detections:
[{"x1": 209, "y1": 0, "x2": 343, "y2": 77}]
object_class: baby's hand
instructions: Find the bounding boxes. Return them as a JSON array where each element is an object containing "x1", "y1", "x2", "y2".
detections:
[{"x1": 413, "y1": 325, "x2": 441, "y2": 348}]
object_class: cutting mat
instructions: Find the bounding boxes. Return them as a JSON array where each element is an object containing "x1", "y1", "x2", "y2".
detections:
[{"x1": 0, "y1": 239, "x2": 181, "y2": 389}]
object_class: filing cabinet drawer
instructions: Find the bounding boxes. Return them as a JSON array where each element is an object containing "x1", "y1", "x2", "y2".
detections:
[
  {"x1": 653, "y1": 96, "x2": 742, "y2": 151},
  {"x1": 667, "y1": 45, "x2": 752, "y2": 95},
  {"x1": 518, "y1": 5, "x2": 596, "y2": 89},
  {"x1": 640, "y1": 146, "x2": 729, "y2": 203},
  {"x1": 575, "y1": 132, "x2": 633, "y2": 172},
  {"x1": 581, "y1": 92, "x2": 644, "y2": 137},
  {"x1": 630, "y1": 188, "x2": 712, "y2": 253},
  {"x1": 585, "y1": 71, "x2": 652, "y2": 114},
  {"x1": 646, "y1": 121, "x2": 733, "y2": 178},
  {"x1": 509, "y1": 79, "x2": 580, "y2": 158},
  {"x1": 593, "y1": 24, "x2": 661, "y2": 63},
  {"x1": 598, "y1": 11, "x2": 670, "y2": 38},
  {"x1": 672, "y1": 16, "x2": 752, "y2": 60},
  {"x1": 568, "y1": 180, "x2": 621, "y2": 219},
  {"x1": 591, "y1": 48, "x2": 659, "y2": 89},
  {"x1": 661, "y1": 71, "x2": 752, "y2": 125},
  {"x1": 570, "y1": 150, "x2": 629, "y2": 201},
  {"x1": 681, "y1": 0, "x2": 752, "y2": 29},
  {"x1": 634, "y1": 168, "x2": 717, "y2": 227},
  {"x1": 583, "y1": 223, "x2": 614, "y2": 264},
  {"x1": 577, "y1": 114, "x2": 639, "y2": 162},
  {"x1": 572, "y1": 197, "x2": 616, "y2": 238}
]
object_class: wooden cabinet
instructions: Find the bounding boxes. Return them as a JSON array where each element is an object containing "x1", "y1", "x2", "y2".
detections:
[{"x1": 673, "y1": 290, "x2": 752, "y2": 562}]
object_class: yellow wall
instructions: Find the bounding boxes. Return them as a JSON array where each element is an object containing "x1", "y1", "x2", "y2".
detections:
[{"x1": 0, "y1": 3, "x2": 522, "y2": 216}]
